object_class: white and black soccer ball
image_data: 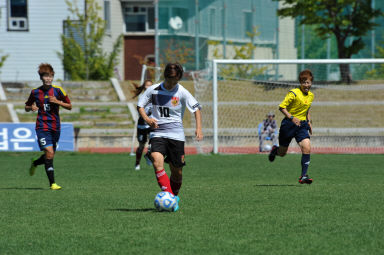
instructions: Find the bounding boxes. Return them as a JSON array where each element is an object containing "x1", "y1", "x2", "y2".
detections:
[
  {"x1": 154, "y1": 191, "x2": 177, "y2": 212},
  {"x1": 263, "y1": 144, "x2": 272, "y2": 152}
]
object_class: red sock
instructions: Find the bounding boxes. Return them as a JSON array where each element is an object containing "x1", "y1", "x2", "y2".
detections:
[
  {"x1": 170, "y1": 177, "x2": 182, "y2": 196},
  {"x1": 155, "y1": 169, "x2": 173, "y2": 194}
]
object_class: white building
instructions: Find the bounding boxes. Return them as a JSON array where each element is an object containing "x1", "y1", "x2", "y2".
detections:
[
  {"x1": 0, "y1": 1, "x2": 81, "y2": 81},
  {"x1": 0, "y1": 0, "x2": 296, "y2": 82},
  {"x1": 0, "y1": 0, "x2": 124, "y2": 82}
]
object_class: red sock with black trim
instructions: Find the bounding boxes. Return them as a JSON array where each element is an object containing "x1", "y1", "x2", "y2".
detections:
[{"x1": 155, "y1": 169, "x2": 173, "y2": 194}]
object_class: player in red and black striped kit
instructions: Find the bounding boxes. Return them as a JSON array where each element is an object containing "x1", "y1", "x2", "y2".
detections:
[{"x1": 25, "y1": 63, "x2": 72, "y2": 190}]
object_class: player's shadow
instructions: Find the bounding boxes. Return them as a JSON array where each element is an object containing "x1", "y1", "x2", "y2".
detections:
[
  {"x1": 255, "y1": 184, "x2": 300, "y2": 187},
  {"x1": 0, "y1": 187, "x2": 45, "y2": 190},
  {"x1": 108, "y1": 208, "x2": 157, "y2": 213}
]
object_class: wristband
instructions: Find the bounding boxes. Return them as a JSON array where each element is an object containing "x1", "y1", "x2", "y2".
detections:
[{"x1": 289, "y1": 116, "x2": 294, "y2": 120}]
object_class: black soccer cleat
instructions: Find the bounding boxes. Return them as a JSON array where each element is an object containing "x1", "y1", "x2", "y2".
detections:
[
  {"x1": 268, "y1": 145, "x2": 278, "y2": 162},
  {"x1": 299, "y1": 175, "x2": 313, "y2": 184}
]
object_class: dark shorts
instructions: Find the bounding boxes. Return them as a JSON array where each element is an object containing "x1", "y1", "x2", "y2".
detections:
[
  {"x1": 137, "y1": 127, "x2": 151, "y2": 143},
  {"x1": 150, "y1": 137, "x2": 185, "y2": 168},
  {"x1": 35, "y1": 130, "x2": 61, "y2": 151},
  {"x1": 278, "y1": 118, "x2": 310, "y2": 147}
]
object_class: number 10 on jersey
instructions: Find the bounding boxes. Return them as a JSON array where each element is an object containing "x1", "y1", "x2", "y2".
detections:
[{"x1": 158, "y1": 106, "x2": 170, "y2": 117}]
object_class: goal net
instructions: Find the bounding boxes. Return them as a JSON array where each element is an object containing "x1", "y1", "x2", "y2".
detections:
[{"x1": 192, "y1": 59, "x2": 384, "y2": 154}]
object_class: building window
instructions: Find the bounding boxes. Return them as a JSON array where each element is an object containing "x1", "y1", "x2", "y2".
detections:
[
  {"x1": 122, "y1": 4, "x2": 154, "y2": 32},
  {"x1": 7, "y1": 0, "x2": 29, "y2": 31},
  {"x1": 104, "y1": 1, "x2": 111, "y2": 33},
  {"x1": 63, "y1": 20, "x2": 85, "y2": 49},
  {"x1": 63, "y1": 20, "x2": 85, "y2": 80},
  {"x1": 244, "y1": 11, "x2": 253, "y2": 38},
  {"x1": 209, "y1": 8, "x2": 216, "y2": 36},
  {"x1": 147, "y1": 7, "x2": 154, "y2": 30},
  {"x1": 159, "y1": 7, "x2": 169, "y2": 29}
]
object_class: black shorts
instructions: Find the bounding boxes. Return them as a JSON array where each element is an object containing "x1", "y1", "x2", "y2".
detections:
[
  {"x1": 278, "y1": 118, "x2": 310, "y2": 147},
  {"x1": 150, "y1": 137, "x2": 185, "y2": 168},
  {"x1": 137, "y1": 127, "x2": 151, "y2": 143}
]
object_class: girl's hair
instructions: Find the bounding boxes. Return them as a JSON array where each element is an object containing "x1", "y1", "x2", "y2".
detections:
[
  {"x1": 298, "y1": 69, "x2": 314, "y2": 83},
  {"x1": 38, "y1": 63, "x2": 55, "y2": 77},
  {"x1": 164, "y1": 62, "x2": 183, "y2": 80},
  {"x1": 131, "y1": 79, "x2": 153, "y2": 99}
]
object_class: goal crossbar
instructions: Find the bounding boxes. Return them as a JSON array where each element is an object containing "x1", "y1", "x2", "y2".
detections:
[{"x1": 213, "y1": 59, "x2": 384, "y2": 65}]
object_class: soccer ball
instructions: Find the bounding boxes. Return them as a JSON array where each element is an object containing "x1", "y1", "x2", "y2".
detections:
[
  {"x1": 154, "y1": 191, "x2": 177, "y2": 212},
  {"x1": 263, "y1": 144, "x2": 272, "y2": 152}
]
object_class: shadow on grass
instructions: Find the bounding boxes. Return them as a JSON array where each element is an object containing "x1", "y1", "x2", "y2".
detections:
[
  {"x1": 255, "y1": 184, "x2": 301, "y2": 187},
  {"x1": 108, "y1": 208, "x2": 157, "y2": 212},
  {"x1": 0, "y1": 187, "x2": 45, "y2": 190}
]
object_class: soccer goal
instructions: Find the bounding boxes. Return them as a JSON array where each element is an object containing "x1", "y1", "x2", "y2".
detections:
[
  {"x1": 191, "y1": 58, "x2": 384, "y2": 154},
  {"x1": 140, "y1": 64, "x2": 163, "y2": 85}
]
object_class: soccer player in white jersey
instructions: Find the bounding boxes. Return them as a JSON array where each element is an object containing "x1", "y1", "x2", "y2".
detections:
[
  {"x1": 137, "y1": 63, "x2": 203, "y2": 210},
  {"x1": 132, "y1": 80, "x2": 153, "y2": 170}
]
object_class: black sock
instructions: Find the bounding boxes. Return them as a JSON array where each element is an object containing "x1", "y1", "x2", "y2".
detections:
[
  {"x1": 301, "y1": 154, "x2": 310, "y2": 177},
  {"x1": 44, "y1": 158, "x2": 55, "y2": 185},
  {"x1": 273, "y1": 146, "x2": 279, "y2": 156},
  {"x1": 33, "y1": 154, "x2": 45, "y2": 166},
  {"x1": 136, "y1": 147, "x2": 144, "y2": 165}
]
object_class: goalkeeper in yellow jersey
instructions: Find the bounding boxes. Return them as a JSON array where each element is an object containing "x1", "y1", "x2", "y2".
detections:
[{"x1": 269, "y1": 69, "x2": 314, "y2": 184}]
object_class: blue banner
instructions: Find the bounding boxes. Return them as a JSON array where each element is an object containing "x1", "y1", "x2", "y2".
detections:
[{"x1": 0, "y1": 123, "x2": 74, "y2": 151}]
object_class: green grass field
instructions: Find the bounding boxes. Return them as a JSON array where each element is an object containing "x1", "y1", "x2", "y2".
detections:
[{"x1": 0, "y1": 152, "x2": 383, "y2": 254}]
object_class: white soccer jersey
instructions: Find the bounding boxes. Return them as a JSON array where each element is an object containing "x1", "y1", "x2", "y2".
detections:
[{"x1": 137, "y1": 82, "x2": 201, "y2": 141}]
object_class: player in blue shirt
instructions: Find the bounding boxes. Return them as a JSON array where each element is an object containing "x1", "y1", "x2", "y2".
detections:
[{"x1": 25, "y1": 63, "x2": 72, "y2": 190}]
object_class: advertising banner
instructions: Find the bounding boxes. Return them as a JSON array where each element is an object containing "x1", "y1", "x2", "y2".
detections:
[{"x1": 0, "y1": 123, "x2": 74, "y2": 151}]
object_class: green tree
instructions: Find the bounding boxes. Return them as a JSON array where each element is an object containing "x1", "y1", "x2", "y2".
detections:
[
  {"x1": 366, "y1": 41, "x2": 384, "y2": 79},
  {"x1": 0, "y1": 52, "x2": 8, "y2": 75},
  {"x1": 0, "y1": 12, "x2": 9, "y2": 75},
  {"x1": 275, "y1": 0, "x2": 383, "y2": 84},
  {"x1": 296, "y1": 24, "x2": 339, "y2": 81},
  {"x1": 161, "y1": 39, "x2": 194, "y2": 68},
  {"x1": 57, "y1": 0, "x2": 123, "y2": 81},
  {"x1": 297, "y1": 24, "x2": 337, "y2": 60}
]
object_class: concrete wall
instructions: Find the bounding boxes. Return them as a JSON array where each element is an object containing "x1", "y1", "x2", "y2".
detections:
[{"x1": 276, "y1": 2, "x2": 297, "y2": 80}]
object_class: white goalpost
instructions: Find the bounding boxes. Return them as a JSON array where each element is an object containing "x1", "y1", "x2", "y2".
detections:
[{"x1": 209, "y1": 58, "x2": 384, "y2": 154}]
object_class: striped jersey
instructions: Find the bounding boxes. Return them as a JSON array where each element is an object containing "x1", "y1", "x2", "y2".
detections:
[
  {"x1": 279, "y1": 88, "x2": 314, "y2": 121},
  {"x1": 25, "y1": 85, "x2": 71, "y2": 131},
  {"x1": 137, "y1": 82, "x2": 201, "y2": 141},
  {"x1": 137, "y1": 93, "x2": 152, "y2": 129}
]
